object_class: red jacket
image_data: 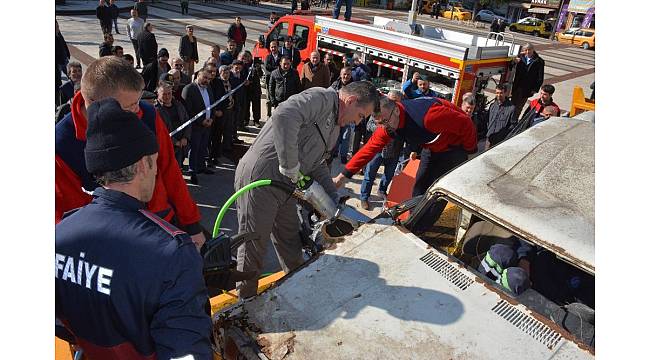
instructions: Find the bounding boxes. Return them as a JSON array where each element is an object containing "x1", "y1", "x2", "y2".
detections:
[
  {"x1": 55, "y1": 92, "x2": 202, "y2": 234},
  {"x1": 525, "y1": 97, "x2": 559, "y2": 117},
  {"x1": 343, "y1": 99, "x2": 477, "y2": 178}
]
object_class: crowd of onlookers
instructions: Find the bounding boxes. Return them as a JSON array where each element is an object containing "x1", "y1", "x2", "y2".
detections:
[{"x1": 55, "y1": 0, "x2": 563, "y2": 209}]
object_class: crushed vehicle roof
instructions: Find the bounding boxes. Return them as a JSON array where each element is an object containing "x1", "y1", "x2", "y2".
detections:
[{"x1": 431, "y1": 117, "x2": 595, "y2": 273}]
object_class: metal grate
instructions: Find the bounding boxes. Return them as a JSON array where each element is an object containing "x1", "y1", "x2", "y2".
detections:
[
  {"x1": 419, "y1": 252, "x2": 474, "y2": 290},
  {"x1": 492, "y1": 300, "x2": 563, "y2": 349}
]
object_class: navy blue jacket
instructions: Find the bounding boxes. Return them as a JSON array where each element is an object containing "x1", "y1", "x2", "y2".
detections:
[{"x1": 55, "y1": 188, "x2": 212, "y2": 360}]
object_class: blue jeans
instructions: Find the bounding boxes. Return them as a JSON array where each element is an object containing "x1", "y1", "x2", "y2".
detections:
[
  {"x1": 333, "y1": 0, "x2": 353, "y2": 20},
  {"x1": 189, "y1": 126, "x2": 210, "y2": 172},
  {"x1": 360, "y1": 153, "x2": 398, "y2": 201},
  {"x1": 338, "y1": 124, "x2": 354, "y2": 160}
]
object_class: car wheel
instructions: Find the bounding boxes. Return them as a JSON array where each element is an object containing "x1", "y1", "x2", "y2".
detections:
[
  {"x1": 581, "y1": 42, "x2": 590, "y2": 49},
  {"x1": 532, "y1": 30, "x2": 540, "y2": 37},
  {"x1": 453, "y1": 16, "x2": 459, "y2": 20},
  {"x1": 509, "y1": 25, "x2": 517, "y2": 32}
]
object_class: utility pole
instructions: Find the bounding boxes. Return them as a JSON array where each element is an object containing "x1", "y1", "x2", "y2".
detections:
[
  {"x1": 408, "y1": 0, "x2": 418, "y2": 27},
  {"x1": 549, "y1": 0, "x2": 566, "y2": 41}
]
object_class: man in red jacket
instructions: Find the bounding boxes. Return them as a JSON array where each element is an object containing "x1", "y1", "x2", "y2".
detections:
[
  {"x1": 55, "y1": 56, "x2": 206, "y2": 249},
  {"x1": 333, "y1": 96, "x2": 477, "y2": 198}
]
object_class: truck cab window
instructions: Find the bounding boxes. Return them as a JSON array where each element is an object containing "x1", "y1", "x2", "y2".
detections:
[{"x1": 293, "y1": 25, "x2": 310, "y2": 50}]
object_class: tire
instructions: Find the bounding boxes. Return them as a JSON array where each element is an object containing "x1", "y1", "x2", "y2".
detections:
[
  {"x1": 581, "y1": 42, "x2": 590, "y2": 50},
  {"x1": 509, "y1": 25, "x2": 517, "y2": 32},
  {"x1": 453, "y1": 16, "x2": 459, "y2": 20},
  {"x1": 532, "y1": 30, "x2": 540, "y2": 37}
]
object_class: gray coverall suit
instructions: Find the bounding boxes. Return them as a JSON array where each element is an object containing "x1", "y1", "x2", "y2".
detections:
[{"x1": 234, "y1": 87, "x2": 341, "y2": 298}]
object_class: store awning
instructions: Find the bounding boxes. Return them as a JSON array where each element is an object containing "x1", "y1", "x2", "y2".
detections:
[{"x1": 527, "y1": 7, "x2": 555, "y2": 14}]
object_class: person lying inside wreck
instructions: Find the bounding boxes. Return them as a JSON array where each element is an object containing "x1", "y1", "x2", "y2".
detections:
[{"x1": 409, "y1": 202, "x2": 595, "y2": 347}]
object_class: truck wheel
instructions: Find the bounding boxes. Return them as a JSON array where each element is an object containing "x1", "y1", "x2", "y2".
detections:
[
  {"x1": 582, "y1": 42, "x2": 590, "y2": 49},
  {"x1": 532, "y1": 30, "x2": 540, "y2": 37}
]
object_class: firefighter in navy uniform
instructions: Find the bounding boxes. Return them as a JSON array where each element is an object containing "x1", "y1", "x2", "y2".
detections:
[{"x1": 55, "y1": 98, "x2": 212, "y2": 360}]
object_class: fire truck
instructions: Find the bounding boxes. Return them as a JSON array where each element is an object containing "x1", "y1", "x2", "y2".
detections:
[{"x1": 253, "y1": 13, "x2": 520, "y2": 107}]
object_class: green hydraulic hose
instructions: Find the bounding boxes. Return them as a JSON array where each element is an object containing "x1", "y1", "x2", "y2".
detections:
[{"x1": 212, "y1": 179, "x2": 273, "y2": 237}]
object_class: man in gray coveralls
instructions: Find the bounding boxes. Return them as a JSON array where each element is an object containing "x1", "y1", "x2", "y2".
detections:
[{"x1": 234, "y1": 81, "x2": 381, "y2": 298}]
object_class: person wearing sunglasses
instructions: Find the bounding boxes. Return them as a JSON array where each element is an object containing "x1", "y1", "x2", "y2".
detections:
[{"x1": 333, "y1": 94, "x2": 478, "y2": 202}]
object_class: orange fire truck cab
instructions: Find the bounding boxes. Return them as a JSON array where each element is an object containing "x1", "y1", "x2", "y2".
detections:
[{"x1": 253, "y1": 14, "x2": 521, "y2": 106}]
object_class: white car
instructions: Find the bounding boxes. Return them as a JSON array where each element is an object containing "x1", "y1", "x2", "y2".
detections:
[{"x1": 476, "y1": 9, "x2": 509, "y2": 24}]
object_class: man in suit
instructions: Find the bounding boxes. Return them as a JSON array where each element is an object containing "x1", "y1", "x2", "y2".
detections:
[
  {"x1": 181, "y1": 68, "x2": 217, "y2": 185},
  {"x1": 208, "y1": 65, "x2": 238, "y2": 164}
]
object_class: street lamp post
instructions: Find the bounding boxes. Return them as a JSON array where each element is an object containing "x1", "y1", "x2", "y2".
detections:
[{"x1": 408, "y1": 0, "x2": 418, "y2": 26}]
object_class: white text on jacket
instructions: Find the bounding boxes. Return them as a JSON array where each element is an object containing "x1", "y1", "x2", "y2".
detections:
[{"x1": 55, "y1": 252, "x2": 113, "y2": 295}]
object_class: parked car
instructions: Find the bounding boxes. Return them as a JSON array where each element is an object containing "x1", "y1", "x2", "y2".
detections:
[
  {"x1": 442, "y1": 5, "x2": 472, "y2": 20},
  {"x1": 555, "y1": 27, "x2": 595, "y2": 49},
  {"x1": 475, "y1": 9, "x2": 509, "y2": 24},
  {"x1": 509, "y1": 17, "x2": 552, "y2": 37}
]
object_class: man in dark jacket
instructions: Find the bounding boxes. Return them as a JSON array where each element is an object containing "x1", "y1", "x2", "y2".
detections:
[
  {"x1": 134, "y1": 0, "x2": 148, "y2": 21},
  {"x1": 155, "y1": 83, "x2": 191, "y2": 168},
  {"x1": 208, "y1": 65, "x2": 236, "y2": 165},
  {"x1": 324, "y1": 53, "x2": 339, "y2": 85},
  {"x1": 220, "y1": 39, "x2": 238, "y2": 66},
  {"x1": 227, "y1": 17, "x2": 247, "y2": 56},
  {"x1": 264, "y1": 40, "x2": 282, "y2": 117},
  {"x1": 109, "y1": 0, "x2": 120, "y2": 34},
  {"x1": 95, "y1": 0, "x2": 112, "y2": 34},
  {"x1": 98, "y1": 33, "x2": 114, "y2": 57},
  {"x1": 279, "y1": 36, "x2": 302, "y2": 69},
  {"x1": 182, "y1": 68, "x2": 217, "y2": 184},
  {"x1": 142, "y1": 48, "x2": 171, "y2": 93},
  {"x1": 511, "y1": 43, "x2": 545, "y2": 119},
  {"x1": 269, "y1": 57, "x2": 301, "y2": 108},
  {"x1": 179, "y1": 25, "x2": 199, "y2": 78},
  {"x1": 486, "y1": 84, "x2": 516, "y2": 149},
  {"x1": 60, "y1": 61, "x2": 83, "y2": 106},
  {"x1": 350, "y1": 54, "x2": 371, "y2": 82},
  {"x1": 55, "y1": 97, "x2": 212, "y2": 360},
  {"x1": 137, "y1": 22, "x2": 158, "y2": 67},
  {"x1": 241, "y1": 51, "x2": 263, "y2": 128}
]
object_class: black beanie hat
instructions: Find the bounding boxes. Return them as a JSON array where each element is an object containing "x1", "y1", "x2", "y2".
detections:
[{"x1": 85, "y1": 98, "x2": 159, "y2": 174}]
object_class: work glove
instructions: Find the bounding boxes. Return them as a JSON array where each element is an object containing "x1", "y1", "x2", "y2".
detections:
[{"x1": 294, "y1": 171, "x2": 312, "y2": 190}]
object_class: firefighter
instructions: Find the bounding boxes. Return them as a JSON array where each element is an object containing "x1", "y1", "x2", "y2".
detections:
[
  {"x1": 55, "y1": 98, "x2": 212, "y2": 359},
  {"x1": 333, "y1": 96, "x2": 477, "y2": 198}
]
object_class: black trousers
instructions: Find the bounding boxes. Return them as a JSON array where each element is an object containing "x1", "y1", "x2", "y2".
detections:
[
  {"x1": 100, "y1": 20, "x2": 112, "y2": 34},
  {"x1": 412, "y1": 147, "x2": 468, "y2": 197},
  {"x1": 130, "y1": 39, "x2": 141, "y2": 66},
  {"x1": 351, "y1": 118, "x2": 368, "y2": 155},
  {"x1": 247, "y1": 90, "x2": 261, "y2": 123},
  {"x1": 209, "y1": 111, "x2": 232, "y2": 160},
  {"x1": 409, "y1": 147, "x2": 468, "y2": 232},
  {"x1": 180, "y1": 2, "x2": 189, "y2": 14}
]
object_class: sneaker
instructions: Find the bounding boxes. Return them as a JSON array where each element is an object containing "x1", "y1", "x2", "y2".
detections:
[
  {"x1": 360, "y1": 200, "x2": 370, "y2": 210},
  {"x1": 254, "y1": 121, "x2": 262, "y2": 128}
]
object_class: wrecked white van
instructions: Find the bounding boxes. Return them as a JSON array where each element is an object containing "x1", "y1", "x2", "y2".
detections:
[{"x1": 213, "y1": 116, "x2": 595, "y2": 360}]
